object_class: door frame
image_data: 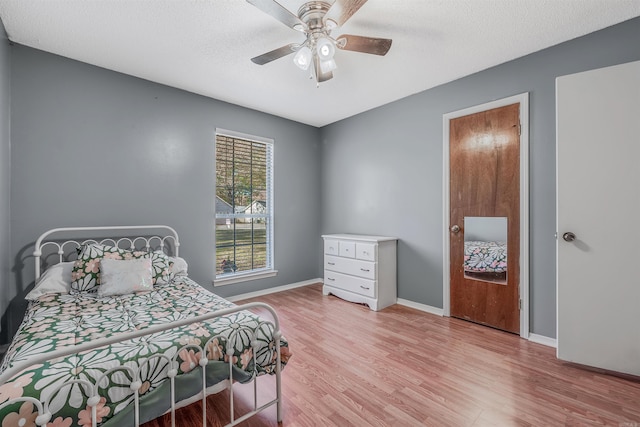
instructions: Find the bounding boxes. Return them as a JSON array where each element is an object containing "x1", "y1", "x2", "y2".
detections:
[{"x1": 442, "y1": 93, "x2": 530, "y2": 338}]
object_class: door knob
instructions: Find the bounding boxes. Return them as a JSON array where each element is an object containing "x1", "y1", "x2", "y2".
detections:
[
  {"x1": 562, "y1": 232, "x2": 576, "y2": 242},
  {"x1": 450, "y1": 224, "x2": 461, "y2": 233}
]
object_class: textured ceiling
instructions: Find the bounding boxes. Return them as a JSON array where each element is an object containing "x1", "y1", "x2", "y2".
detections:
[{"x1": 0, "y1": 0, "x2": 639, "y2": 127}]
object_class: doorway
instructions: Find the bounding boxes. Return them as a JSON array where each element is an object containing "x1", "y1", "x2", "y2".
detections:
[{"x1": 443, "y1": 94, "x2": 529, "y2": 337}]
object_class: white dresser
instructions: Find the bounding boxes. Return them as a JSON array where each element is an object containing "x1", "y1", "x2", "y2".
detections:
[{"x1": 322, "y1": 234, "x2": 397, "y2": 311}]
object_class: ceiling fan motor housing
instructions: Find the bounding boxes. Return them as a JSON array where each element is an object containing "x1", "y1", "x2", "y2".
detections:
[{"x1": 297, "y1": 1, "x2": 334, "y2": 33}]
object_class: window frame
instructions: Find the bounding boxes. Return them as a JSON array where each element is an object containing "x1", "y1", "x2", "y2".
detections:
[{"x1": 214, "y1": 128, "x2": 276, "y2": 286}]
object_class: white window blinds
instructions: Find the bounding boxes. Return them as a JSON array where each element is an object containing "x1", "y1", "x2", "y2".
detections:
[{"x1": 215, "y1": 129, "x2": 274, "y2": 278}]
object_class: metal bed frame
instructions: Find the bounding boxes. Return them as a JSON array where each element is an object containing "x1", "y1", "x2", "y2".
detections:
[{"x1": 0, "y1": 226, "x2": 283, "y2": 427}]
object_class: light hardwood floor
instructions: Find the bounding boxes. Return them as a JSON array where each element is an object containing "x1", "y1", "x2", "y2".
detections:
[{"x1": 144, "y1": 283, "x2": 640, "y2": 426}]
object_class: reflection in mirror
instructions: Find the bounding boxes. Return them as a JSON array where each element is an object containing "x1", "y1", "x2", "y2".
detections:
[{"x1": 464, "y1": 217, "x2": 507, "y2": 285}]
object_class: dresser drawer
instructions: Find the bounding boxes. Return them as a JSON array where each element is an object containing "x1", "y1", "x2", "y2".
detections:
[
  {"x1": 338, "y1": 241, "x2": 355, "y2": 258},
  {"x1": 325, "y1": 255, "x2": 376, "y2": 280},
  {"x1": 324, "y1": 239, "x2": 339, "y2": 256},
  {"x1": 324, "y1": 270, "x2": 376, "y2": 298},
  {"x1": 356, "y1": 242, "x2": 376, "y2": 261}
]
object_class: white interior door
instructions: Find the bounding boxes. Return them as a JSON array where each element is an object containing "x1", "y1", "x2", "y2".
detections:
[{"x1": 556, "y1": 60, "x2": 640, "y2": 376}]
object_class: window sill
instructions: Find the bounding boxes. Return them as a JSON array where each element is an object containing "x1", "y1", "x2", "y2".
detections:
[{"x1": 214, "y1": 269, "x2": 278, "y2": 287}]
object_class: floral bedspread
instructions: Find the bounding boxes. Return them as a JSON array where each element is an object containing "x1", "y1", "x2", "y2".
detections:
[
  {"x1": 464, "y1": 241, "x2": 507, "y2": 273},
  {"x1": 0, "y1": 277, "x2": 290, "y2": 427}
]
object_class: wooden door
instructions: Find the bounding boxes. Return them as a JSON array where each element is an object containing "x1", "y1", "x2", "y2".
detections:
[
  {"x1": 449, "y1": 103, "x2": 520, "y2": 333},
  {"x1": 556, "y1": 60, "x2": 640, "y2": 375}
]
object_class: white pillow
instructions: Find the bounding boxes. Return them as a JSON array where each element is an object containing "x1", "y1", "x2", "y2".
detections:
[
  {"x1": 169, "y1": 256, "x2": 188, "y2": 278},
  {"x1": 98, "y1": 258, "x2": 153, "y2": 297},
  {"x1": 26, "y1": 262, "x2": 74, "y2": 300}
]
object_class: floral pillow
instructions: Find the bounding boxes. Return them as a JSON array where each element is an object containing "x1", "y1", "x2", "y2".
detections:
[
  {"x1": 71, "y1": 243, "x2": 128, "y2": 293},
  {"x1": 71, "y1": 243, "x2": 171, "y2": 293}
]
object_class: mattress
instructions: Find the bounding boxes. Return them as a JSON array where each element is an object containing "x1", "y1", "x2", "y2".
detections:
[
  {"x1": 0, "y1": 276, "x2": 289, "y2": 426},
  {"x1": 463, "y1": 240, "x2": 507, "y2": 273}
]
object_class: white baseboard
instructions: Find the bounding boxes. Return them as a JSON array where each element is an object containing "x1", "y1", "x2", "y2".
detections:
[
  {"x1": 528, "y1": 333, "x2": 557, "y2": 348},
  {"x1": 226, "y1": 278, "x2": 322, "y2": 302},
  {"x1": 396, "y1": 298, "x2": 444, "y2": 316}
]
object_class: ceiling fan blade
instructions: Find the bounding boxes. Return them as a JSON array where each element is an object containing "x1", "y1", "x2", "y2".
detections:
[
  {"x1": 246, "y1": 0, "x2": 305, "y2": 30},
  {"x1": 251, "y1": 44, "x2": 299, "y2": 65},
  {"x1": 325, "y1": 0, "x2": 368, "y2": 27},
  {"x1": 336, "y1": 34, "x2": 392, "y2": 56}
]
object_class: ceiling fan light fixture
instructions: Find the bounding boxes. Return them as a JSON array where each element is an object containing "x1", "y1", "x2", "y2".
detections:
[
  {"x1": 293, "y1": 46, "x2": 312, "y2": 70},
  {"x1": 316, "y1": 37, "x2": 335, "y2": 61},
  {"x1": 319, "y1": 58, "x2": 337, "y2": 74}
]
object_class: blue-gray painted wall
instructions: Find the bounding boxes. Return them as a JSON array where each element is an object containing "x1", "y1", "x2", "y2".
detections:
[
  {"x1": 320, "y1": 17, "x2": 640, "y2": 338},
  {"x1": 1, "y1": 16, "x2": 639, "y2": 342},
  {"x1": 5, "y1": 46, "x2": 321, "y2": 342},
  {"x1": 0, "y1": 20, "x2": 11, "y2": 341}
]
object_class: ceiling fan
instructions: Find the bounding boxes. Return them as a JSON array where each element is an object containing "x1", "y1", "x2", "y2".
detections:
[{"x1": 246, "y1": 0, "x2": 392, "y2": 84}]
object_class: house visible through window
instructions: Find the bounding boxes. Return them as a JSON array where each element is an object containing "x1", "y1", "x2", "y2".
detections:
[{"x1": 215, "y1": 129, "x2": 274, "y2": 282}]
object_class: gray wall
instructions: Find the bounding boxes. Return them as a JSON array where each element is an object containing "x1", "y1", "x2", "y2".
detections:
[
  {"x1": 0, "y1": 20, "x2": 11, "y2": 340},
  {"x1": 320, "y1": 17, "x2": 640, "y2": 338},
  {"x1": 6, "y1": 46, "x2": 321, "y2": 341}
]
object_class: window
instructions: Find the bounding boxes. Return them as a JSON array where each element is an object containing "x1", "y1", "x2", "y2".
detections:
[{"x1": 215, "y1": 129, "x2": 274, "y2": 283}]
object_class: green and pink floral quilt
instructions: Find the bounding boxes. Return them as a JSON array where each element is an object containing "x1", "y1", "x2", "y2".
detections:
[{"x1": 0, "y1": 277, "x2": 290, "y2": 427}]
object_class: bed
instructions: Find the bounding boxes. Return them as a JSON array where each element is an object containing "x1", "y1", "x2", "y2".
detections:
[
  {"x1": 0, "y1": 226, "x2": 289, "y2": 427},
  {"x1": 464, "y1": 240, "x2": 507, "y2": 282}
]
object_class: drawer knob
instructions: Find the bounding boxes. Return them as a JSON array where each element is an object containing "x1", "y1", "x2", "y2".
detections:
[
  {"x1": 327, "y1": 277, "x2": 335, "y2": 281},
  {"x1": 360, "y1": 285, "x2": 370, "y2": 290},
  {"x1": 327, "y1": 262, "x2": 335, "y2": 265},
  {"x1": 360, "y1": 268, "x2": 370, "y2": 272}
]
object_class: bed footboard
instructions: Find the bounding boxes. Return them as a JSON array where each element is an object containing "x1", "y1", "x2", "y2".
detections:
[{"x1": 0, "y1": 302, "x2": 284, "y2": 427}]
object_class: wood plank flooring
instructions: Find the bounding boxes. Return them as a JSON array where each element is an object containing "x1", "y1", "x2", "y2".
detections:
[{"x1": 143, "y1": 284, "x2": 640, "y2": 426}]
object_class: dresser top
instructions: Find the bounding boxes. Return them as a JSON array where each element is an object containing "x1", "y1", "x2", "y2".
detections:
[{"x1": 322, "y1": 234, "x2": 398, "y2": 243}]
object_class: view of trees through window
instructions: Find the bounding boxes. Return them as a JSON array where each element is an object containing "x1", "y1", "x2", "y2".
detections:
[{"x1": 215, "y1": 133, "x2": 272, "y2": 277}]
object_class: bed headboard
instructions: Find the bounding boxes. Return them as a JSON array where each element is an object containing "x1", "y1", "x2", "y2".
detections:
[{"x1": 32, "y1": 225, "x2": 180, "y2": 280}]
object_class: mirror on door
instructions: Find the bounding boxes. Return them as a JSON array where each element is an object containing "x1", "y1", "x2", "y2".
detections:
[{"x1": 463, "y1": 217, "x2": 507, "y2": 284}]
